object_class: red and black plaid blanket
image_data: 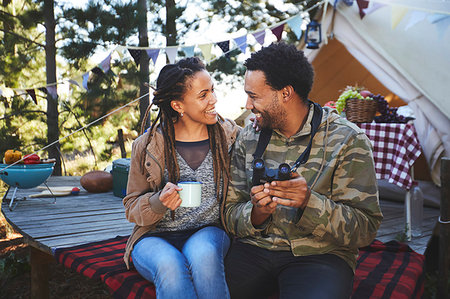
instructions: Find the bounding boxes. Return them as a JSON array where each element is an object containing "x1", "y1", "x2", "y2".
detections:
[{"x1": 54, "y1": 237, "x2": 424, "y2": 299}]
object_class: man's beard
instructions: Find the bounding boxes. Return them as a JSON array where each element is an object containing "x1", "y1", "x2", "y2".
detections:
[{"x1": 258, "y1": 96, "x2": 287, "y2": 130}]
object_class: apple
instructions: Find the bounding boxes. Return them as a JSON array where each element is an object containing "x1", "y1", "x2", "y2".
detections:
[{"x1": 360, "y1": 90, "x2": 371, "y2": 98}]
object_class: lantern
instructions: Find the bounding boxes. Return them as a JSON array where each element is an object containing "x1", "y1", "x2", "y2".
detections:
[{"x1": 305, "y1": 20, "x2": 322, "y2": 49}]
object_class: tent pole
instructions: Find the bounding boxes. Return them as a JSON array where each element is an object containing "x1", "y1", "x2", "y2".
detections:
[{"x1": 438, "y1": 157, "x2": 449, "y2": 298}]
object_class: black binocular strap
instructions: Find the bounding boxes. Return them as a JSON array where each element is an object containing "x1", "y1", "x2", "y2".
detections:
[{"x1": 253, "y1": 128, "x2": 273, "y2": 160}]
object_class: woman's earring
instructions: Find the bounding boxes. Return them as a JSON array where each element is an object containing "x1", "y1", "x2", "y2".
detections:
[{"x1": 180, "y1": 112, "x2": 184, "y2": 117}]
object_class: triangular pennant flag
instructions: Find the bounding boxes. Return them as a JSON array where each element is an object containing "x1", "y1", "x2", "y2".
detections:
[
  {"x1": 362, "y1": 2, "x2": 385, "y2": 16},
  {"x1": 391, "y1": 5, "x2": 408, "y2": 29},
  {"x1": 233, "y1": 35, "x2": 247, "y2": 53},
  {"x1": 286, "y1": 15, "x2": 303, "y2": 39},
  {"x1": 252, "y1": 30, "x2": 266, "y2": 45},
  {"x1": 0, "y1": 87, "x2": 14, "y2": 98},
  {"x1": 165, "y1": 47, "x2": 178, "y2": 64},
  {"x1": 146, "y1": 49, "x2": 160, "y2": 65},
  {"x1": 217, "y1": 40, "x2": 230, "y2": 58},
  {"x1": 99, "y1": 54, "x2": 112, "y2": 73},
  {"x1": 198, "y1": 44, "x2": 212, "y2": 62},
  {"x1": 182, "y1": 46, "x2": 195, "y2": 57},
  {"x1": 38, "y1": 87, "x2": 48, "y2": 95},
  {"x1": 433, "y1": 15, "x2": 450, "y2": 40},
  {"x1": 405, "y1": 10, "x2": 427, "y2": 31},
  {"x1": 82, "y1": 72, "x2": 90, "y2": 90},
  {"x1": 26, "y1": 89, "x2": 37, "y2": 104},
  {"x1": 356, "y1": 0, "x2": 369, "y2": 19},
  {"x1": 115, "y1": 45, "x2": 126, "y2": 62},
  {"x1": 271, "y1": 24, "x2": 285, "y2": 42},
  {"x1": 427, "y1": 13, "x2": 448, "y2": 24},
  {"x1": 69, "y1": 75, "x2": 84, "y2": 88},
  {"x1": 91, "y1": 67, "x2": 104, "y2": 75},
  {"x1": 128, "y1": 49, "x2": 143, "y2": 66},
  {"x1": 47, "y1": 86, "x2": 58, "y2": 99}
]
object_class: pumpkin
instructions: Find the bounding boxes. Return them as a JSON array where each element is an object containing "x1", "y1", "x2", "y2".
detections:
[
  {"x1": 80, "y1": 170, "x2": 113, "y2": 193},
  {"x1": 4, "y1": 150, "x2": 22, "y2": 164}
]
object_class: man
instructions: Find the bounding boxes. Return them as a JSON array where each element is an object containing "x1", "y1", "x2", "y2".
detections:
[{"x1": 224, "y1": 42, "x2": 383, "y2": 299}]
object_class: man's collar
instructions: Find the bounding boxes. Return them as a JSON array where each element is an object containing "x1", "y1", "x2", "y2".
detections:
[{"x1": 273, "y1": 102, "x2": 315, "y2": 139}]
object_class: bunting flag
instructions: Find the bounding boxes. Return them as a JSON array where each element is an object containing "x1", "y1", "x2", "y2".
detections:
[
  {"x1": 99, "y1": 54, "x2": 112, "y2": 73},
  {"x1": 286, "y1": 15, "x2": 303, "y2": 39},
  {"x1": 146, "y1": 49, "x2": 160, "y2": 64},
  {"x1": 233, "y1": 35, "x2": 247, "y2": 53},
  {"x1": 128, "y1": 49, "x2": 143, "y2": 66},
  {"x1": 356, "y1": 0, "x2": 370, "y2": 19},
  {"x1": 405, "y1": 10, "x2": 428, "y2": 31},
  {"x1": 252, "y1": 30, "x2": 266, "y2": 45},
  {"x1": 91, "y1": 67, "x2": 104, "y2": 76},
  {"x1": 82, "y1": 72, "x2": 90, "y2": 90},
  {"x1": 362, "y1": 2, "x2": 385, "y2": 16},
  {"x1": 165, "y1": 47, "x2": 178, "y2": 64},
  {"x1": 69, "y1": 75, "x2": 84, "y2": 89},
  {"x1": 182, "y1": 46, "x2": 195, "y2": 57},
  {"x1": 115, "y1": 45, "x2": 126, "y2": 62},
  {"x1": 198, "y1": 44, "x2": 212, "y2": 62},
  {"x1": 26, "y1": 89, "x2": 37, "y2": 104},
  {"x1": 271, "y1": 24, "x2": 285, "y2": 42},
  {"x1": 217, "y1": 41, "x2": 230, "y2": 58},
  {"x1": 430, "y1": 14, "x2": 450, "y2": 39},
  {"x1": 47, "y1": 86, "x2": 58, "y2": 99},
  {"x1": 391, "y1": 5, "x2": 409, "y2": 29},
  {"x1": 38, "y1": 87, "x2": 48, "y2": 95}
]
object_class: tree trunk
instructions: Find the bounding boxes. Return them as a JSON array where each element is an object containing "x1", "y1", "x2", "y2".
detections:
[
  {"x1": 44, "y1": 0, "x2": 61, "y2": 175},
  {"x1": 166, "y1": 0, "x2": 178, "y2": 47},
  {"x1": 137, "y1": 0, "x2": 150, "y2": 130}
]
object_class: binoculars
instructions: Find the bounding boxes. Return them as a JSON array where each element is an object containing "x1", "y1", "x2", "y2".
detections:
[{"x1": 251, "y1": 158, "x2": 292, "y2": 186}]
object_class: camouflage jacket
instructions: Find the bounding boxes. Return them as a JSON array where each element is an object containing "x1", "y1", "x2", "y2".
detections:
[{"x1": 224, "y1": 105, "x2": 383, "y2": 271}]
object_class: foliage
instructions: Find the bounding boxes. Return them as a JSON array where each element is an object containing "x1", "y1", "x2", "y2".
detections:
[
  {"x1": 0, "y1": 252, "x2": 30, "y2": 283},
  {"x1": 0, "y1": 0, "x2": 323, "y2": 174}
]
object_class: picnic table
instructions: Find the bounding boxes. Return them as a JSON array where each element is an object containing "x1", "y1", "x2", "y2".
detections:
[{"x1": 1, "y1": 176, "x2": 133, "y2": 298}]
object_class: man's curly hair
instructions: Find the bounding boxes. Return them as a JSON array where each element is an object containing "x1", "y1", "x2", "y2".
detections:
[{"x1": 244, "y1": 42, "x2": 314, "y2": 103}]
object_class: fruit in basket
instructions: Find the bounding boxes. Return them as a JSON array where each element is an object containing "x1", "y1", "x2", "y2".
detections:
[
  {"x1": 335, "y1": 86, "x2": 373, "y2": 114},
  {"x1": 4, "y1": 150, "x2": 22, "y2": 164},
  {"x1": 23, "y1": 154, "x2": 41, "y2": 164},
  {"x1": 80, "y1": 170, "x2": 113, "y2": 193}
]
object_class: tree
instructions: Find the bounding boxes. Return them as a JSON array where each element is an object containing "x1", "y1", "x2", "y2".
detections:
[
  {"x1": 43, "y1": 0, "x2": 62, "y2": 175},
  {"x1": 0, "y1": 0, "x2": 49, "y2": 162}
]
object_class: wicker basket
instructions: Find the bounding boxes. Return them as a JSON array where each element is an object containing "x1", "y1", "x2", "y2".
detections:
[{"x1": 345, "y1": 98, "x2": 377, "y2": 123}]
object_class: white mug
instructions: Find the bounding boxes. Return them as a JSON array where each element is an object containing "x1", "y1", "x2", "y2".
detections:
[{"x1": 178, "y1": 181, "x2": 202, "y2": 207}]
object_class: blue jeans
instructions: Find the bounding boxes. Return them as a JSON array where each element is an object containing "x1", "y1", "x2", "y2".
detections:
[
  {"x1": 131, "y1": 226, "x2": 231, "y2": 299},
  {"x1": 225, "y1": 241, "x2": 354, "y2": 299}
]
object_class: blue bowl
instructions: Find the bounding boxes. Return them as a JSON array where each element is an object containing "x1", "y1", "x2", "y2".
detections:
[{"x1": 0, "y1": 163, "x2": 55, "y2": 189}]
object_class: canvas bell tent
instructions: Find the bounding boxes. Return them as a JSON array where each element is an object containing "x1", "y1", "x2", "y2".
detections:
[{"x1": 305, "y1": 0, "x2": 450, "y2": 186}]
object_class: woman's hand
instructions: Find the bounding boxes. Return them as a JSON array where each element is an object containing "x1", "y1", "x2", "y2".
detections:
[{"x1": 159, "y1": 182, "x2": 183, "y2": 210}]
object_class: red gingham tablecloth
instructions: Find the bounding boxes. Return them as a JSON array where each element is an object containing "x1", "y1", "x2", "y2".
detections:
[{"x1": 357, "y1": 123, "x2": 421, "y2": 190}]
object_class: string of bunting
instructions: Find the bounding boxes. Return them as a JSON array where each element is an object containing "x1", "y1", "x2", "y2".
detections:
[
  {"x1": 1, "y1": 0, "x2": 448, "y2": 104},
  {"x1": 0, "y1": 1, "x2": 325, "y2": 103}
]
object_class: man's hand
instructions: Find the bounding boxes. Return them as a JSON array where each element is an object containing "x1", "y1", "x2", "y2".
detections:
[
  {"x1": 267, "y1": 172, "x2": 311, "y2": 209},
  {"x1": 250, "y1": 184, "x2": 277, "y2": 226},
  {"x1": 160, "y1": 182, "x2": 183, "y2": 210}
]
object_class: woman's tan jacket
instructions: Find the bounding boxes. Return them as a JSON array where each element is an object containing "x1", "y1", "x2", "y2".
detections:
[{"x1": 123, "y1": 118, "x2": 240, "y2": 268}]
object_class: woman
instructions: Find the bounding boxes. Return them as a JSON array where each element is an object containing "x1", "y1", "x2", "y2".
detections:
[{"x1": 123, "y1": 57, "x2": 239, "y2": 299}]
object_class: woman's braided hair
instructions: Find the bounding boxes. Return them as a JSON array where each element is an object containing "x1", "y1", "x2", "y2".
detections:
[{"x1": 141, "y1": 57, "x2": 230, "y2": 201}]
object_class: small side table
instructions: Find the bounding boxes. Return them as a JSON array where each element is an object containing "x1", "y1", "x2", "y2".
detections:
[{"x1": 357, "y1": 122, "x2": 422, "y2": 240}]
